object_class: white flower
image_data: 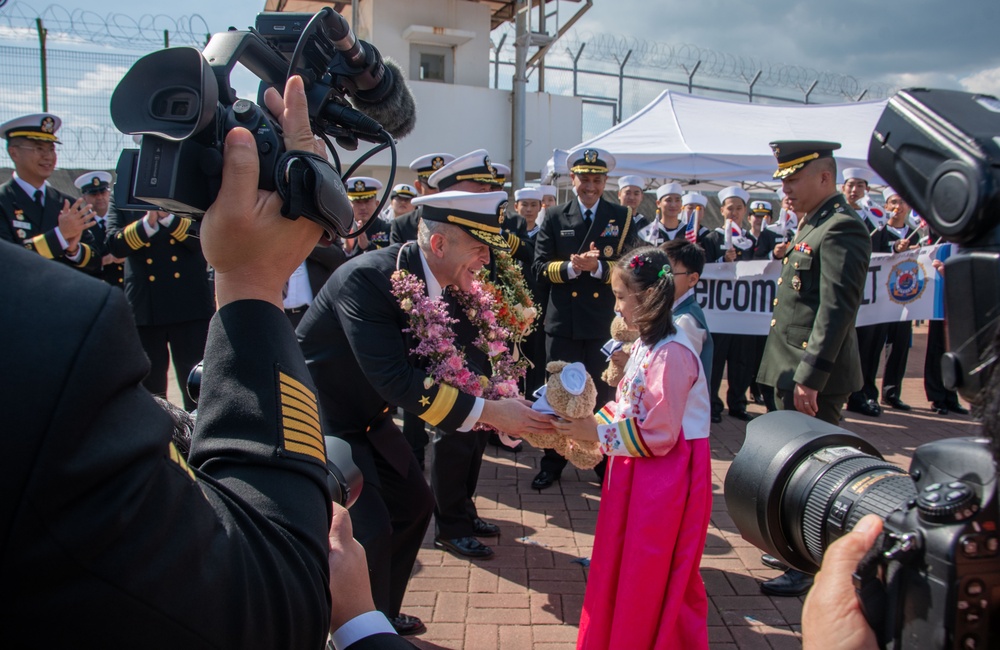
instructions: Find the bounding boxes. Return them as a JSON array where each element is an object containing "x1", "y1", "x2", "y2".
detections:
[
  {"x1": 400, "y1": 298, "x2": 413, "y2": 312},
  {"x1": 423, "y1": 377, "x2": 434, "y2": 389}
]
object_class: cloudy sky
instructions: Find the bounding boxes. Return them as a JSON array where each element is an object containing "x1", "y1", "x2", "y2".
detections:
[
  {"x1": 10, "y1": 0, "x2": 1000, "y2": 96},
  {"x1": 3, "y1": 0, "x2": 999, "y2": 167}
]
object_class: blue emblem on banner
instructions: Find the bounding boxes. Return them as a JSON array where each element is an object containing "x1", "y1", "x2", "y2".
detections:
[{"x1": 887, "y1": 260, "x2": 926, "y2": 304}]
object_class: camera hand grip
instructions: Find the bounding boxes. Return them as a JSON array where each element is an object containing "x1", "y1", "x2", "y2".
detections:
[{"x1": 275, "y1": 151, "x2": 354, "y2": 238}]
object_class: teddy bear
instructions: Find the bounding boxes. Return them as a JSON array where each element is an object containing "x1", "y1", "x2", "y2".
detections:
[
  {"x1": 601, "y1": 315, "x2": 638, "y2": 387},
  {"x1": 520, "y1": 361, "x2": 604, "y2": 470}
]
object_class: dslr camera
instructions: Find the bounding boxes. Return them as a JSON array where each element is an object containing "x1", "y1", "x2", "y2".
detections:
[
  {"x1": 726, "y1": 89, "x2": 1000, "y2": 649},
  {"x1": 110, "y1": 8, "x2": 415, "y2": 239}
]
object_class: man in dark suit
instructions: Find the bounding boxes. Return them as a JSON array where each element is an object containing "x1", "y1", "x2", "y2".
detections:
[
  {"x1": 0, "y1": 75, "x2": 417, "y2": 649},
  {"x1": 530, "y1": 146, "x2": 641, "y2": 490},
  {"x1": 757, "y1": 140, "x2": 872, "y2": 598},
  {"x1": 106, "y1": 207, "x2": 215, "y2": 411},
  {"x1": 0, "y1": 113, "x2": 100, "y2": 274},
  {"x1": 298, "y1": 190, "x2": 554, "y2": 636},
  {"x1": 75, "y1": 170, "x2": 125, "y2": 287}
]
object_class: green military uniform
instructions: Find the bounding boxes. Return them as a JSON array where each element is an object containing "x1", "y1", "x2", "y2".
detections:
[
  {"x1": 757, "y1": 143, "x2": 872, "y2": 425},
  {"x1": 757, "y1": 193, "x2": 871, "y2": 419}
]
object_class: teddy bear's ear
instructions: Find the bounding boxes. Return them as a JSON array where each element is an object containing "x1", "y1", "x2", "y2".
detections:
[{"x1": 546, "y1": 361, "x2": 566, "y2": 374}]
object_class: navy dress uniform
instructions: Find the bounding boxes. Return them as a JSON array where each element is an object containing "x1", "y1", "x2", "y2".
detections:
[
  {"x1": 0, "y1": 239, "x2": 335, "y2": 649},
  {"x1": 0, "y1": 113, "x2": 100, "y2": 274},
  {"x1": 297, "y1": 192, "x2": 511, "y2": 629},
  {"x1": 757, "y1": 141, "x2": 872, "y2": 423},
  {"x1": 106, "y1": 209, "x2": 215, "y2": 411},
  {"x1": 390, "y1": 153, "x2": 455, "y2": 244},
  {"x1": 504, "y1": 187, "x2": 548, "y2": 394},
  {"x1": 75, "y1": 171, "x2": 124, "y2": 287},
  {"x1": 531, "y1": 147, "x2": 641, "y2": 485},
  {"x1": 344, "y1": 176, "x2": 390, "y2": 255}
]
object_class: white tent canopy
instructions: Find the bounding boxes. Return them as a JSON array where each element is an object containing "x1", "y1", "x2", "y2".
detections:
[{"x1": 545, "y1": 90, "x2": 889, "y2": 190}]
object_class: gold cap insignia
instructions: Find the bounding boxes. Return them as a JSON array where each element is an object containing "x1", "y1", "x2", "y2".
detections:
[
  {"x1": 484, "y1": 155, "x2": 496, "y2": 177},
  {"x1": 41, "y1": 117, "x2": 55, "y2": 134},
  {"x1": 432, "y1": 156, "x2": 444, "y2": 170},
  {"x1": 91, "y1": 177, "x2": 101, "y2": 187},
  {"x1": 354, "y1": 180, "x2": 366, "y2": 192},
  {"x1": 584, "y1": 149, "x2": 598, "y2": 164}
]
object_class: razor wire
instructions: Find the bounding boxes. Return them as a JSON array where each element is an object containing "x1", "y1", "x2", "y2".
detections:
[{"x1": 0, "y1": 1, "x2": 211, "y2": 49}]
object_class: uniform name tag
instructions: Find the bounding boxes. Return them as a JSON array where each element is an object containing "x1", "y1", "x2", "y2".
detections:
[
  {"x1": 560, "y1": 229, "x2": 575, "y2": 237},
  {"x1": 12, "y1": 220, "x2": 31, "y2": 229}
]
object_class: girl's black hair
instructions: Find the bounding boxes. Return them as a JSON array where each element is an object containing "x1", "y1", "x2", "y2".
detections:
[{"x1": 613, "y1": 245, "x2": 677, "y2": 347}]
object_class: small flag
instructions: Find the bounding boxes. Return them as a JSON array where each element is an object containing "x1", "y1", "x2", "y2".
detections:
[{"x1": 684, "y1": 210, "x2": 700, "y2": 243}]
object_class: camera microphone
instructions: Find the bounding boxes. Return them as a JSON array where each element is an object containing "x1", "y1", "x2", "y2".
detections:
[
  {"x1": 348, "y1": 58, "x2": 416, "y2": 139},
  {"x1": 321, "y1": 10, "x2": 416, "y2": 139}
]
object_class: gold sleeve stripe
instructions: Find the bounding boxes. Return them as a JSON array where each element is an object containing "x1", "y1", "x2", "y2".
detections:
[
  {"x1": 280, "y1": 376, "x2": 317, "y2": 411},
  {"x1": 75, "y1": 243, "x2": 93, "y2": 268},
  {"x1": 279, "y1": 371, "x2": 325, "y2": 464},
  {"x1": 615, "y1": 207, "x2": 633, "y2": 257},
  {"x1": 171, "y1": 218, "x2": 191, "y2": 241},
  {"x1": 546, "y1": 261, "x2": 564, "y2": 284},
  {"x1": 124, "y1": 221, "x2": 145, "y2": 250},
  {"x1": 422, "y1": 384, "x2": 458, "y2": 426},
  {"x1": 285, "y1": 440, "x2": 326, "y2": 462},
  {"x1": 168, "y1": 442, "x2": 197, "y2": 481},
  {"x1": 281, "y1": 393, "x2": 318, "y2": 420},
  {"x1": 31, "y1": 234, "x2": 54, "y2": 259},
  {"x1": 507, "y1": 234, "x2": 520, "y2": 255}
]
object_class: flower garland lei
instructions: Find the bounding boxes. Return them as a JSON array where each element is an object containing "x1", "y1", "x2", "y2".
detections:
[
  {"x1": 390, "y1": 270, "x2": 526, "y2": 430},
  {"x1": 485, "y1": 249, "x2": 538, "y2": 340}
]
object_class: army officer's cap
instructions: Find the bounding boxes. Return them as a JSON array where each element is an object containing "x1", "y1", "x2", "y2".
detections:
[{"x1": 769, "y1": 140, "x2": 841, "y2": 179}]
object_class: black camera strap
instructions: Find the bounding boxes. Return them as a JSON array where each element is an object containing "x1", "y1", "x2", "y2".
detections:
[{"x1": 275, "y1": 150, "x2": 353, "y2": 239}]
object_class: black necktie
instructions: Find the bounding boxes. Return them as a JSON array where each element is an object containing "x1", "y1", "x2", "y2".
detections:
[
  {"x1": 33, "y1": 189, "x2": 42, "y2": 208},
  {"x1": 584, "y1": 209, "x2": 593, "y2": 225}
]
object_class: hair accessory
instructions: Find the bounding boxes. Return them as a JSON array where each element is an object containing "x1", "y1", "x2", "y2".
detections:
[
  {"x1": 658, "y1": 264, "x2": 672, "y2": 278},
  {"x1": 629, "y1": 254, "x2": 646, "y2": 270}
]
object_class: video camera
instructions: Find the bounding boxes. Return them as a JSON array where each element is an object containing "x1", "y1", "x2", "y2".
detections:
[
  {"x1": 726, "y1": 89, "x2": 1000, "y2": 649},
  {"x1": 109, "y1": 9, "x2": 416, "y2": 239}
]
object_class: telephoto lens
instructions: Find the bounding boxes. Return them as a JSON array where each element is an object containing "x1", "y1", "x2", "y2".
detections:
[{"x1": 725, "y1": 411, "x2": 917, "y2": 573}]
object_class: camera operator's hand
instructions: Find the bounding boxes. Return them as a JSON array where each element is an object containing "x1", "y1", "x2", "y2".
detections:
[
  {"x1": 801, "y1": 514, "x2": 882, "y2": 650},
  {"x1": 201, "y1": 75, "x2": 323, "y2": 309},
  {"x1": 327, "y1": 502, "x2": 376, "y2": 633}
]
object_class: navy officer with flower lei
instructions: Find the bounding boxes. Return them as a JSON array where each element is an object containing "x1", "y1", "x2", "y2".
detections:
[{"x1": 297, "y1": 191, "x2": 554, "y2": 637}]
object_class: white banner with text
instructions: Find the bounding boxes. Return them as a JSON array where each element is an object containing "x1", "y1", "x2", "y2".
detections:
[{"x1": 697, "y1": 244, "x2": 952, "y2": 335}]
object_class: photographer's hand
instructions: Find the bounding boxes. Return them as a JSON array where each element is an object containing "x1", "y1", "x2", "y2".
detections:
[
  {"x1": 201, "y1": 75, "x2": 323, "y2": 309},
  {"x1": 802, "y1": 514, "x2": 882, "y2": 650},
  {"x1": 327, "y1": 503, "x2": 376, "y2": 633}
]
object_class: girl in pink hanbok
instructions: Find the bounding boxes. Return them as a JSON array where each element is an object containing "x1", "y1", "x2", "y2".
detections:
[{"x1": 554, "y1": 245, "x2": 713, "y2": 650}]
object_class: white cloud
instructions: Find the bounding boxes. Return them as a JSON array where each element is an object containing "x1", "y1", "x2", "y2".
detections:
[{"x1": 960, "y1": 66, "x2": 1000, "y2": 98}]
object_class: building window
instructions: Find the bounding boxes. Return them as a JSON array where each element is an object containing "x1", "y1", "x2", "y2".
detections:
[{"x1": 410, "y1": 44, "x2": 453, "y2": 83}]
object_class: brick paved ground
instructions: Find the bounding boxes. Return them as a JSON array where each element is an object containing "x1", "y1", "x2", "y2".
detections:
[{"x1": 167, "y1": 323, "x2": 980, "y2": 648}]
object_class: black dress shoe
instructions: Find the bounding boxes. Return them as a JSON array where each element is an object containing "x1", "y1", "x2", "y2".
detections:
[
  {"x1": 389, "y1": 613, "x2": 426, "y2": 636},
  {"x1": 946, "y1": 401, "x2": 970, "y2": 415},
  {"x1": 531, "y1": 470, "x2": 560, "y2": 491},
  {"x1": 434, "y1": 536, "x2": 494, "y2": 558},
  {"x1": 881, "y1": 397, "x2": 912, "y2": 411},
  {"x1": 760, "y1": 569, "x2": 814, "y2": 597},
  {"x1": 760, "y1": 554, "x2": 789, "y2": 571},
  {"x1": 869, "y1": 399, "x2": 882, "y2": 415},
  {"x1": 752, "y1": 392, "x2": 766, "y2": 405},
  {"x1": 472, "y1": 517, "x2": 501, "y2": 537},
  {"x1": 931, "y1": 401, "x2": 950, "y2": 415},
  {"x1": 711, "y1": 411, "x2": 722, "y2": 424},
  {"x1": 729, "y1": 410, "x2": 755, "y2": 422},
  {"x1": 847, "y1": 400, "x2": 880, "y2": 417}
]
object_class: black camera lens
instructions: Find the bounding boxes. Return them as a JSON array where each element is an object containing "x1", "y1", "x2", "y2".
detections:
[{"x1": 725, "y1": 411, "x2": 917, "y2": 573}]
